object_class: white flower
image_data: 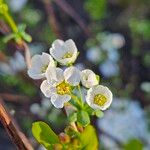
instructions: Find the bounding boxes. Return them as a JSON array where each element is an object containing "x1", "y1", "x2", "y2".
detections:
[
  {"x1": 81, "y1": 69, "x2": 99, "y2": 88},
  {"x1": 28, "y1": 52, "x2": 55, "y2": 79},
  {"x1": 86, "y1": 85, "x2": 113, "y2": 110},
  {"x1": 50, "y1": 39, "x2": 78, "y2": 65},
  {"x1": 41, "y1": 66, "x2": 81, "y2": 108}
]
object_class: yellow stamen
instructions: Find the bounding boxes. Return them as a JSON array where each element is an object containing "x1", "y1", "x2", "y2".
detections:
[
  {"x1": 56, "y1": 81, "x2": 71, "y2": 95},
  {"x1": 63, "y1": 52, "x2": 72, "y2": 59},
  {"x1": 94, "y1": 94, "x2": 107, "y2": 106},
  {"x1": 41, "y1": 65, "x2": 48, "y2": 73}
]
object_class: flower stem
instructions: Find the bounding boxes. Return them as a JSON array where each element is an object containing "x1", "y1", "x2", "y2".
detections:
[
  {"x1": 3, "y1": 12, "x2": 18, "y2": 33},
  {"x1": 70, "y1": 94, "x2": 81, "y2": 106},
  {"x1": 77, "y1": 85, "x2": 84, "y2": 106}
]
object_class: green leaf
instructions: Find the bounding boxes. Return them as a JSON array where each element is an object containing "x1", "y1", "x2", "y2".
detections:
[
  {"x1": 68, "y1": 112, "x2": 77, "y2": 123},
  {"x1": 77, "y1": 110, "x2": 90, "y2": 127},
  {"x1": 80, "y1": 125, "x2": 99, "y2": 150},
  {"x1": 18, "y1": 24, "x2": 26, "y2": 31},
  {"x1": 21, "y1": 32, "x2": 32, "y2": 42},
  {"x1": 96, "y1": 75, "x2": 100, "y2": 83},
  {"x1": 124, "y1": 139, "x2": 143, "y2": 150},
  {"x1": 32, "y1": 121, "x2": 59, "y2": 149},
  {"x1": 93, "y1": 110, "x2": 104, "y2": 118},
  {"x1": 3, "y1": 33, "x2": 16, "y2": 43}
]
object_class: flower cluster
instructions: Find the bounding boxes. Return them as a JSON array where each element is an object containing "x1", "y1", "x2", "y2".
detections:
[{"x1": 28, "y1": 39, "x2": 113, "y2": 110}]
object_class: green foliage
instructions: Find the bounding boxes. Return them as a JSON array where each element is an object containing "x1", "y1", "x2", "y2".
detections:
[
  {"x1": 0, "y1": 75, "x2": 36, "y2": 97},
  {"x1": 32, "y1": 121, "x2": 59, "y2": 149},
  {"x1": 68, "y1": 112, "x2": 77, "y2": 123},
  {"x1": 21, "y1": 8, "x2": 42, "y2": 27},
  {"x1": 129, "y1": 19, "x2": 150, "y2": 40},
  {"x1": 3, "y1": 24, "x2": 32, "y2": 43},
  {"x1": 93, "y1": 109, "x2": 104, "y2": 118},
  {"x1": 143, "y1": 52, "x2": 150, "y2": 67},
  {"x1": 77, "y1": 110, "x2": 90, "y2": 127},
  {"x1": 124, "y1": 139, "x2": 143, "y2": 150},
  {"x1": 85, "y1": 0, "x2": 106, "y2": 20},
  {"x1": 79, "y1": 125, "x2": 99, "y2": 150}
]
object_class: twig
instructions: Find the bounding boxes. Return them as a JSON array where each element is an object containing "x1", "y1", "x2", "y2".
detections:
[
  {"x1": 54, "y1": 0, "x2": 90, "y2": 36},
  {"x1": 22, "y1": 41, "x2": 32, "y2": 69},
  {"x1": 42, "y1": 0, "x2": 63, "y2": 39},
  {"x1": 0, "y1": 98, "x2": 34, "y2": 150},
  {"x1": 0, "y1": 93, "x2": 29, "y2": 103}
]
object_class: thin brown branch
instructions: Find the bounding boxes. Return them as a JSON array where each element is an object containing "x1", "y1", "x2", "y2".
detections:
[
  {"x1": 42, "y1": 0, "x2": 63, "y2": 39},
  {"x1": 22, "y1": 41, "x2": 32, "y2": 69},
  {"x1": 0, "y1": 93, "x2": 29, "y2": 103},
  {"x1": 54, "y1": 0, "x2": 90, "y2": 37},
  {"x1": 0, "y1": 98, "x2": 34, "y2": 150}
]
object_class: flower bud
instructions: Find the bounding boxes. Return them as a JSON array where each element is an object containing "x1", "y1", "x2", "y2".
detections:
[
  {"x1": 59, "y1": 132, "x2": 70, "y2": 144},
  {"x1": 53, "y1": 143, "x2": 63, "y2": 150}
]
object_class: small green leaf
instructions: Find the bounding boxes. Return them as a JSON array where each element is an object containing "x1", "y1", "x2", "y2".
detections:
[
  {"x1": 18, "y1": 24, "x2": 26, "y2": 32},
  {"x1": 77, "y1": 110, "x2": 90, "y2": 127},
  {"x1": 124, "y1": 139, "x2": 143, "y2": 150},
  {"x1": 80, "y1": 125, "x2": 99, "y2": 150},
  {"x1": 21, "y1": 32, "x2": 32, "y2": 42},
  {"x1": 93, "y1": 110, "x2": 104, "y2": 118},
  {"x1": 68, "y1": 112, "x2": 77, "y2": 122},
  {"x1": 3, "y1": 33, "x2": 16, "y2": 43},
  {"x1": 96, "y1": 75, "x2": 100, "y2": 83},
  {"x1": 32, "y1": 121, "x2": 59, "y2": 149}
]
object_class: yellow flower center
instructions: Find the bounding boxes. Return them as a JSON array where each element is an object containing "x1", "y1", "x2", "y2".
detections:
[
  {"x1": 56, "y1": 81, "x2": 71, "y2": 95},
  {"x1": 41, "y1": 65, "x2": 48, "y2": 73},
  {"x1": 93, "y1": 94, "x2": 107, "y2": 106},
  {"x1": 63, "y1": 52, "x2": 73, "y2": 59}
]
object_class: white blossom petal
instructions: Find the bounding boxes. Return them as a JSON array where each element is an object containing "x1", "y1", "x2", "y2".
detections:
[
  {"x1": 27, "y1": 53, "x2": 55, "y2": 79},
  {"x1": 49, "y1": 39, "x2": 78, "y2": 65},
  {"x1": 46, "y1": 67, "x2": 64, "y2": 85},
  {"x1": 86, "y1": 85, "x2": 113, "y2": 110},
  {"x1": 51, "y1": 94, "x2": 71, "y2": 108},
  {"x1": 64, "y1": 66, "x2": 81, "y2": 86},
  {"x1": 40, "y1": 80, "x2": 56, "y2": 97},
  {"x1": 81, "y1": 69, "x2": 99, "y2": 88}
]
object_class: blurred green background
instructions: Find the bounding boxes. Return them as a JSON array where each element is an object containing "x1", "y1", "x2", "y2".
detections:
[{"x1": 0, "y1": 0, "x2": 150, "y2": 149}]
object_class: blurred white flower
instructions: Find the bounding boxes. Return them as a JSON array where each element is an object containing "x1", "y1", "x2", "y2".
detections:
[
  {"x1": 141, "y1": 82, "x2": 150, "y2": 93},
  {"x1": 0, "y1": 52, "x2": 26, "y2": 75},
  {"x1": 111, "y1": 33, "x2": 125, "y2": 49},
  {"x1": 9, "y1": 52, "x2": 26, "y2": 72},
  {"x1": 50, "y1": 39, "x2": 78, "y2": 65},
  {"x1": 81, "y1": 69, "x2": 99, "y2": 88},
  {"x1": 98, "y1": 98, "x2": 150, "y2": 149},
  {"x1": 100, "y1": 33, "x2": 125, "y2": 50},
  {"x1": 86, "y1": 47, "x2": 101, "y2": 63},
  {"x1": 0, "y1": 62, "x2": 14, "y2": 75},
  {"x1": 41, "y1": 66, "x2": 81, "y2": 108},
  {"x1": 107, "y1": 49, "x2": 119, "y2": 62},
  {"x1": 30, "y1": 103, "x2": 41, "y2": 115},
  {"x1": 7, "y1": 0, "x2": 28, "y2": 12},
  {"x1": 28, "y1": 52, "x2": 55, "y2": 79},
  {"x1": 99, "y1": 60, "x2": 119, "y2": 78},
  {"x1": 86, "y1": 85, "x2": 113, "y2": 110}
]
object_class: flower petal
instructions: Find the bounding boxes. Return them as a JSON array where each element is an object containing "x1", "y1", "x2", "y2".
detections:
[
  {"x1": 46, "y1": 67, "x2": 64, "y2": 85},
  {"x1": 28, "y1": 68, "x2": 45, "y2": 79},
  {"x1": 81, "y1": 69, "x2": 99, "y2": 88},
  {"x1": 50, "y1": 39, "x2": 66, "y2": 59},
  {"x1": 86, "y1": 85, "x2": 113, "y2": 110},
  {"x1": 51, "y1": 94, "x2": 71, "y2": 108},
  {"x1": 40, "y1": 80, "x2": 56, "y2": 97},
  {"x1": 41, "y1": 52, "x2": 55, "y2": 67},
  {"x1": 64, "y1": 39, "x2": 77, "y2": 54},
  {"x1": 64, "y1": 66, "x2": 81, "y2": 86}
]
